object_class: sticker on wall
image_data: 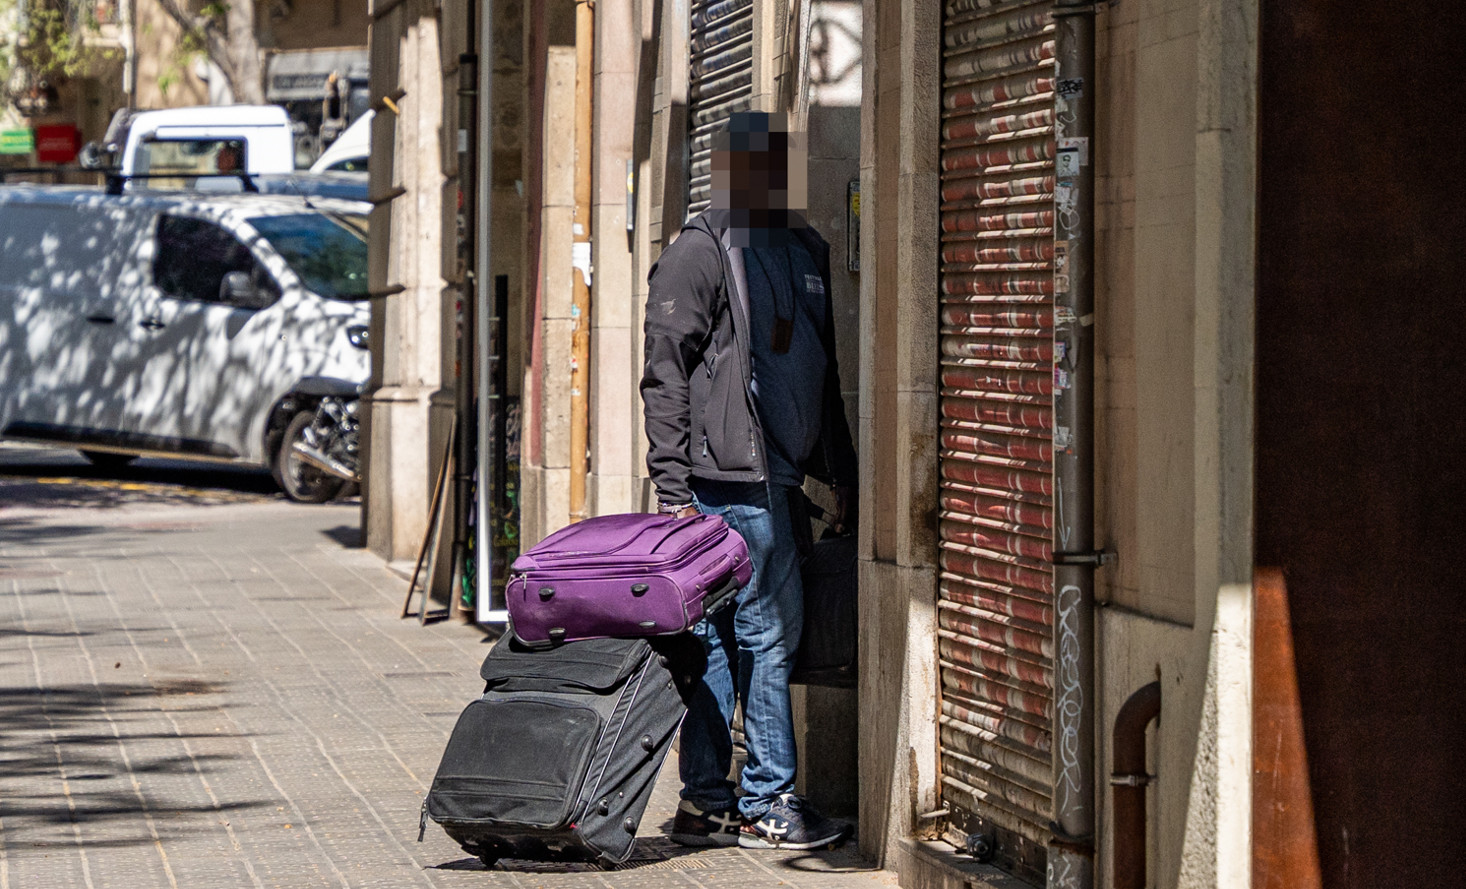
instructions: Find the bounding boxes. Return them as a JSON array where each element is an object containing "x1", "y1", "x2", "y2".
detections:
[
  {"x1": 1056, "y1": 78, "x2": 1084, "y2": 101},
  {"x1": 1054, "y1": 425, "x2": 1074, "y2": 452},
  {"x1": 1054, "y1": 367, "x2": 1071, "y2": 391},
  {"x1": 1058, "y1": 137, "x2": 1089, "y2": 165},
  {"x1": 1054, "y1": 238, "x2": 1070, "y2": 293},
  {"x1": 1056, "y1": 184, "x2": 1079, "y2": 220},
  {"x1": 1056, "y1": 148, "x2": 1080, "y2": 180},
  {"x1": 1055, "y1": 306, "x2": 1078, "y2": 327},
  {"x1": 1057, "y1": 137, "x2": 1090, "y2": 180}
]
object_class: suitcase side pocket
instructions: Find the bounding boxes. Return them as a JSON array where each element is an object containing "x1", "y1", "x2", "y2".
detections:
[{"x1": 427, "y1": 696, "x2": 601, "y2": 831}]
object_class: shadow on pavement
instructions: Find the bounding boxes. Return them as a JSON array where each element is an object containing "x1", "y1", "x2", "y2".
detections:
[
  {"x1": 0, "y1": 516, "x2": 109, "y2": 547},
  {"x1": 0, "y1": 445, "x2": 281, "y2": 509},
  {"x1": 0, "y1": 678, "x2": 270, "y2": 846},
  {"x1": 321, "y1": 524, "x2": 363, "y2": 548},
  {"x1": 429, "y1": 833, "x2": 878, "y2": 874}
]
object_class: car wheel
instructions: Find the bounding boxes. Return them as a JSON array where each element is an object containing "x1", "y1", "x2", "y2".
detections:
[
  {"x1": 80, "y1": 450, "x2": 137, "y2": 470},
  {"x1": 276, "y1": 411, "x2": 346, "y2": 503}
]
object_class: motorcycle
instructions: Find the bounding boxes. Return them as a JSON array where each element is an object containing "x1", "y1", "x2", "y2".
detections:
[{"x1": 274, "y1": 384, "x2": 362, "y2": 503}]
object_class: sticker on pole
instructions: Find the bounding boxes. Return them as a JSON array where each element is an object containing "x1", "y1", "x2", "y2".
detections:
[{"x1": 1056, "y1": 137, "x2": 1089, "y2": 179}]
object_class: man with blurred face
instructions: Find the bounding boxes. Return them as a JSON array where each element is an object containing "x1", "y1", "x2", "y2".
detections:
[{"x1": 641, "y1": 111, "x2": 857, "y2": 850}]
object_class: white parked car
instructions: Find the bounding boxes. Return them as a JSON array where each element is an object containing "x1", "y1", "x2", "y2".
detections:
[
  {"x1": 0, "y1": 185, "x2": 371, "y2": 501},
  {"x1": 309, "y1": 110, "x2": 372, "y2": 174}
]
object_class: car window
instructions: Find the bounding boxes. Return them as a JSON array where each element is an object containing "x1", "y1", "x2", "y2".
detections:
[
  {"x1": 136, "y1": 139, "x2": 247, "y2": 176},
  {"x1": 153, "y1": 215, "x2": 278, "y2": 305},
  {"x1": 247, "y1": 212, "x2": 368, "y2": 301}
]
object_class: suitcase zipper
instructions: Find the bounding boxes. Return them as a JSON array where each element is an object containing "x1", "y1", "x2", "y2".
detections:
[
  {"x1": 527, "y1": 515, "x2": 718, "y2": 566},
  {"x1": 574, "y1": 657, "x2": 650, "y2": 842},
  {"x1": 418, "y1": 799, "x2": 428, "y2": 842},
  {"x1": 517, "y1": 532, "x2": 731, "y2": 583}
]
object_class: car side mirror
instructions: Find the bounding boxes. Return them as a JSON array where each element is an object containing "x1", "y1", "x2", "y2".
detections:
[
  {"x1": 220, "y1": 271, "x2": 273, "y2": 310},
  {"x1": 78, "y1": 141, "x2": 104, "y2": 170}
]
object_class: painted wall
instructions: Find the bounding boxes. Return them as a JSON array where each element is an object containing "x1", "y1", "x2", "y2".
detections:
[
  {"x1": 362, "y1": 0, "x2": 446, "y2": 566},
  {"x1": 132, "y1": 0, "x2": 366, "y2": 110},
  {"x1": 1093, "y1": 0, "x2": 1256, "y2": 885},
  {"x1": 259, "y1": 0, "x2": 368, "y2": 51}
]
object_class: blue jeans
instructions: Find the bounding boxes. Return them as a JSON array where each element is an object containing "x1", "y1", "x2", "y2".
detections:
[{"x1": 681, "y1": 478, "x2": 803, "y2": 820}]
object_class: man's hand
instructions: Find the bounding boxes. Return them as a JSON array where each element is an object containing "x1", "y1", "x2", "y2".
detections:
[
  {"x1": 830, "y1": 485, "x2": 855, "y2": 535},
  {"x1": 658, "y1": 502, "x2": 699, "y2": 519}
]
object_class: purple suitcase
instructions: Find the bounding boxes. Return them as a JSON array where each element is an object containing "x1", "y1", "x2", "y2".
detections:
[{"x1": 507, "y1": 513, "x2": 751, "y2": 648}]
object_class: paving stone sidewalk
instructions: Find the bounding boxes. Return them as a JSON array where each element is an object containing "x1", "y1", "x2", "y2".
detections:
[{"x1": 0, "y1": 494, "x2": 895, "y2": 889}]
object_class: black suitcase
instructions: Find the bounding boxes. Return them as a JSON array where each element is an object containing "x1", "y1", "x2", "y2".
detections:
[{"x1": 420, "y1": 633, "x2": 704, "y2": 867}]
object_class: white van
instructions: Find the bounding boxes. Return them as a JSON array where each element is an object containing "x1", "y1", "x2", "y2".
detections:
[
  {"x1": 0, "y1": 185, "x2": 371, "y2": 501},
  {"x1": 84, "y1": 105, "x2": 297, "y2": 180}
]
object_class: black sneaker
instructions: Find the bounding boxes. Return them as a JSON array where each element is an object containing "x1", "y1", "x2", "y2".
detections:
[
  {"x1": 739, "y1": 793, "x2": 853, "y2": 850},
  {"x1": 668, "y1": 799, "x2": 743, "y2": 847}
]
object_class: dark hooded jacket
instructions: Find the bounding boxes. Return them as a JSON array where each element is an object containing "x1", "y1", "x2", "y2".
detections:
[{"x1": 641, "y1": 210, "x2": 857, "y2": 505}]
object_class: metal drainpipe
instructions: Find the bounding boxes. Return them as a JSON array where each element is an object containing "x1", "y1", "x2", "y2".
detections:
[
  {"x1": 453, "y1": 46, "x2": 479, "y2": 610},
  {"x1": 1049, "y1": 3, "x2": 1100, "y2": 889},
  {"x1": 1112, "y1": 681, "x2": 1161, "y2": 889},
  {"x1": 567, "y1": 0, "x2": 595, "y2": 524}
]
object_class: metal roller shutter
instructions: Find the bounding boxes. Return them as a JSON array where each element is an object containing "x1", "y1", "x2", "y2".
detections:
[
  {"x1": 937, "y1": 0, "x2": 1056, "y2": 881},
  {"x1": 687, "y1": 0, "x2": 754, "y2": 217}
]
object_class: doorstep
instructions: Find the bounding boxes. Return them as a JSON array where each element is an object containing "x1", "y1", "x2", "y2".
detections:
[{"x1": 897, "y1": 838, "x2": 1035, "y2": 889}]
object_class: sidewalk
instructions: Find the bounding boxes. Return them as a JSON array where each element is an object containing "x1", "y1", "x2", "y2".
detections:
[{"x1": 0, "y1": 493, "x2": 895, "y2": 888}]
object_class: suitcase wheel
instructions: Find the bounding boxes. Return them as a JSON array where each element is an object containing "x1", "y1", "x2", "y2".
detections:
[
  {"x1": 464, "y1": 839, "x2": 511, "y2": 869},
  {"x1": 514, "y1": 837, "x2": 551, "y2": 859}
]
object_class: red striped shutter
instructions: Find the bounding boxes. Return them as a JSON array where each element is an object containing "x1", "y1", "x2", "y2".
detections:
[
  {"x1": 688, "y1": 0, "x2": 755, "y2": 217},
  {"x1": 937, "y1": 0, "x2": 1057, "y2": 881}
]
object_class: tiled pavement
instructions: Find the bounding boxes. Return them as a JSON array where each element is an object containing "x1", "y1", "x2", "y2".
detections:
[{"x1": 0, "y1": 465, "x2": 896, "y2": 888}]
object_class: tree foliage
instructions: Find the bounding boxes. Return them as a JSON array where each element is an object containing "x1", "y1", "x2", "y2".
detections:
[
  {"x1": 2, "y1": 0, "x2": 119, "y2": 101},
  {"x1": 153, "y1": 0, "x2": 265, "y2": 104}
]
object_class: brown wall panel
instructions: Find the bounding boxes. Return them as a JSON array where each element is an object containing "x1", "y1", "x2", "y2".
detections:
[{"x1": 1256, "y1": 4, "x2": 1466, "y2": 887}]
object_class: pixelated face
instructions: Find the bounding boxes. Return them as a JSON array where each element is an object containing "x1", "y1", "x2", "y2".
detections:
[{"x1": 710, "y1": 112, "x2": 808, "y2": 217}]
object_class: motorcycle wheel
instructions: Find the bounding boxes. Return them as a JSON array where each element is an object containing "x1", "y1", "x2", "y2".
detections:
[{"x1": 276, "y1": 411, "x2": 346, "y2": 504}]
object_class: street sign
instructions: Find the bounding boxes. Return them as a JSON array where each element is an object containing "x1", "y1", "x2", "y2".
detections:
[
  {"x1": 0, "y1": 129, "x2": 34, "y2": 155},
  {"x1": 35, "y1": 124, "x2": 80, "y2": 163}
]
